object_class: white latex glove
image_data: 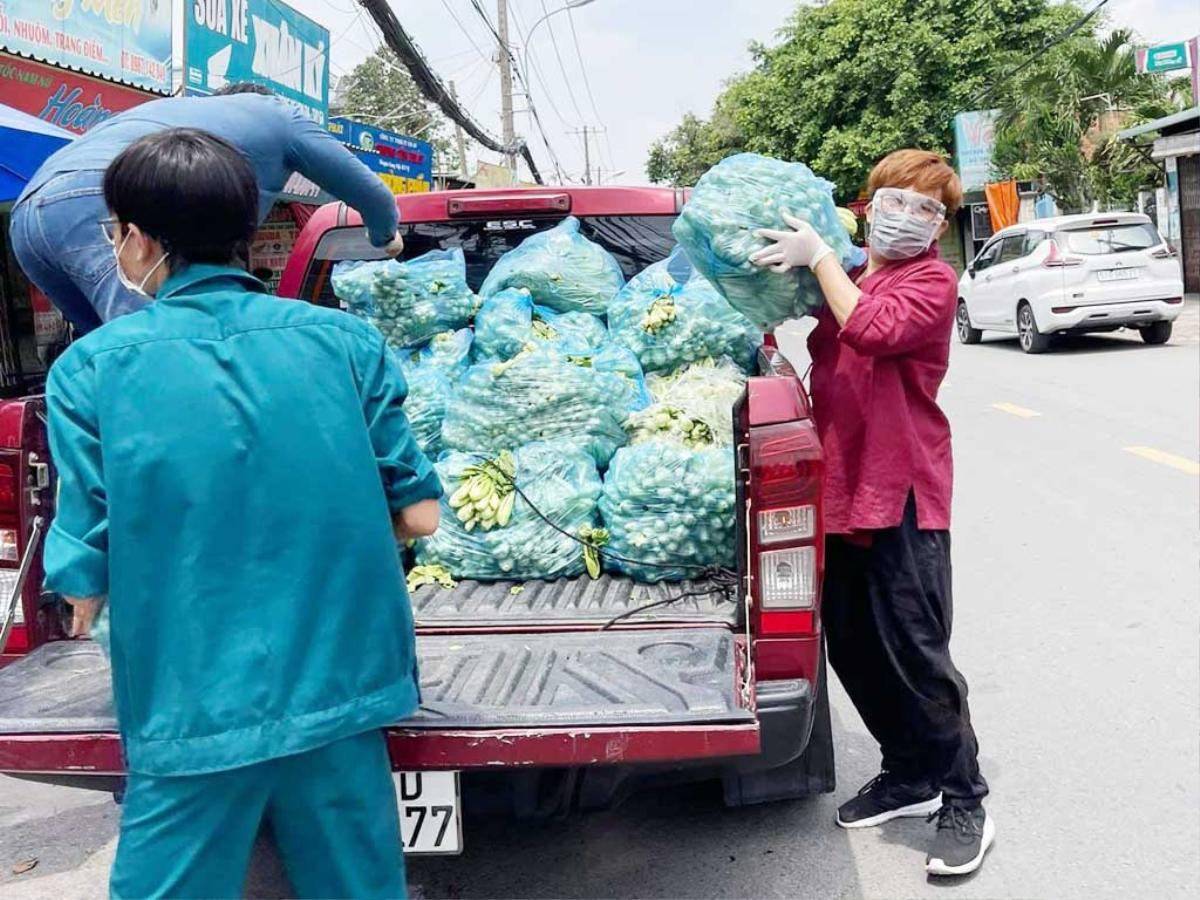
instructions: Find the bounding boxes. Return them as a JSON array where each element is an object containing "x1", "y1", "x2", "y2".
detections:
[
  {"x1": 381, "y1": 234, "x2": 405, "y2": 258},
  {"x1": 751, "y1": 213, "x2": 834, "y2": 273}
]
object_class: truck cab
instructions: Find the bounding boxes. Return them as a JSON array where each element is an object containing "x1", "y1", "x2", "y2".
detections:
[{"x1": 0, "y1": 186, "x2": 833, "y2": 824}]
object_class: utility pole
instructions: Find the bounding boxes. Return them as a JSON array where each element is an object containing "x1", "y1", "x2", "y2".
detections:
[
  {"x1": 449, "y1": 81, "x2": 470, "y2": 181},
  {"x1": 496, "y1": 0, "x2": 516, "y2": 178},
  {"x1": 568, "y1": 126, "x2": 604, "y2": 185}
]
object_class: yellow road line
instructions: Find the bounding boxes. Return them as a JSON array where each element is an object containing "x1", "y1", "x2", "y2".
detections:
[
  {"x1": 1124, "y1": 447, "x2": 1200, "y2": 475},
  {"x1": 992, "y1": 402, "x2": 1041, "y2": 418}
]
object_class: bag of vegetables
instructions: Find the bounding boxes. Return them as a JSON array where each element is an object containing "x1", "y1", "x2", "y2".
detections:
[
  {"x1": 479, "y1": 217, "x2": 625, "y2": 315},
  {"x1": 608, "y1": 248, "x2": 761, "y2": 375},
  {"x1": 402, "y1": 365, "x2": 451, "y2": 456},
  {"x1": 441, "y1": 346, "x2": 631, "y2": 466},
  {"x1": 672, "y1": 153, "x2": 866, "y2": 329},
  {"x1": 331, "y1": 248, "x2": 478, "y2": 348},
  {"x1": 415, "y1": 442, "x2": 602, "y2": 580},
  {"x1": 399, "y1": 328, "x2": 473, "y2": 382},
  {"x1": 625, "y1": 358, "x2": 749, "y2": 448},
  {"x1": 473, "y1": 288, "x2": 607, "y2": 362},
  {"x1": 600, "y1": 441, "x2": 736, "y2": 582}
]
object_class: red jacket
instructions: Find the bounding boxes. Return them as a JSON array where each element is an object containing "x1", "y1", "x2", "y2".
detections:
[{"x1": 807, "y1": 245, "x2": 957, "y2": 535}]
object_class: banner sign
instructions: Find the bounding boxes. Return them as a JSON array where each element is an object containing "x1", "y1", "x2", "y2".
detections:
[
  {"x1": 1136, "y1": 41, "x2": 1192, "y2": 74},
  {"x1": 0, "y1": 51, "x2": 154, "y2": 134},
  {"x1": 953, "y1": 109, "x2": 999, "y2": 193},
  {"x1": 328, "y1": 116, "x2": 433, "y2": 194},
  {"x1": 0, "y1": 0, "x2": 171, "y2": 93},
  {"x1": 185, "y1": 0, "x2": 329, "y2": 125}
]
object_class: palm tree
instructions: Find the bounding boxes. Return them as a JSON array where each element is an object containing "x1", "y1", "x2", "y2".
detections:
[{"x1": 993, "y1": 28, "x2": 1183, "y2": 210}]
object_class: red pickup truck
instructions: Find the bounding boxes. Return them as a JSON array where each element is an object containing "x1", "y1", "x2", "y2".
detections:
[{"x1": 0, "y1": 186, "x2": 833, "y2": 843}]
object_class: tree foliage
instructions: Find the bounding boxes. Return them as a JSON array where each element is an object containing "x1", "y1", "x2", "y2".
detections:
[
  {"x1": 647, "y1": 0, "x2": 1087, "y2": 200},
  {"x1": 992, "y1": 29, "x2": 1185, "y2": 211}
]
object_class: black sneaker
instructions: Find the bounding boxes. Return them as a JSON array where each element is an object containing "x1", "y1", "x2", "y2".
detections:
[
  {"x1": 835, "y1": 772, "x2": 943, "y2": 829},
  {"x1": 925, "y1": 805, "x2": 995, "y2": 876}
]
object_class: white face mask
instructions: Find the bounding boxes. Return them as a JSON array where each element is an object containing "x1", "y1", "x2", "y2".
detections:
[
  {"x1": 114, "y1": 232, "x2": 169, "y2": 298},
  {"x1": 869, "y1": 188, "x2": 946, "y2": 261}
]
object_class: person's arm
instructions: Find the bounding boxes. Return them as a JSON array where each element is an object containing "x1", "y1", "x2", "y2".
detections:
[
  {"x1": 359, "y1": 334, "x2": 443, "y2": 537},
  {"x1": 43, "y1": 361, "x2": 109, "y2": 636},
  {"x1": 811, "y1": 254, "x2": 864, "y2": 327},
  {"x1": 283, "y1": 106, "x2": 400, "y2": 249},
  {"x1": 832, "y1": 261, "x2": 958, "y2": 357}
]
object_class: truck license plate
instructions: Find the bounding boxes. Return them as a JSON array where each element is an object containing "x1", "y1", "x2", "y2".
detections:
[
  {"x1": 395, "y1": 771, "x2": 462, "y2": 855},
  {"x1": 1097, "y1": 267, "x2": 1141, "y2": 282}
]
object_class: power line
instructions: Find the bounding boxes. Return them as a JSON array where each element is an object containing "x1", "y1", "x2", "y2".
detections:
[
  {"x1": 355, "y1": 0, "x2": 543, "y2": 182},
  {"x1": 463, "y1": 0, "x2": 568, "y2": 181},
  {"x1": 973, "y1": 0, "x2": 1113, "y2": 108},
  {"x1": 534, "y1": 0, "x2": 587, "y2": 123},
  {"x1": 564, "y1": 7, "x2": 614, "y2": 170},
  {"x1": 438, "y1": 0, "x2": 493, "y2": 64}
]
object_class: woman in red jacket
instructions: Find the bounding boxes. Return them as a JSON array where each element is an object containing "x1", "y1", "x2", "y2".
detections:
[{"x1": 753, "y1": 149, "x2": 993, "y2": 877}]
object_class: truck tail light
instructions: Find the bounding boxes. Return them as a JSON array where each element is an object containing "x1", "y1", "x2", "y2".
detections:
[
  {"x1": 447, "y1": 193, "x2": 570, "y2": 216},
  {"x1": 1043, "y1": 239, "x2": 1082, "y2": 268},
  {"x1": 748, "y1": 421, "x2": 823, "y2": 640},
  {"x1": 759, "y1": 545, "x2": 816, "y2": 608}
]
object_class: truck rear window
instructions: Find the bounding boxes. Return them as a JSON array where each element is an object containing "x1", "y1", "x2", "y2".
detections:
[
  {"x1": 1059, "y1": 222, "x2": 1161, "y2": 255},
  {"x1": 297, "y1": 215, "x2": 677, "y2": 307}
]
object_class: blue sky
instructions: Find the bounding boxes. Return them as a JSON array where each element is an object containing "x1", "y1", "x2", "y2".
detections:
[{"x1": 290, "y1": 0, "x2": 1199, "y2": 184}]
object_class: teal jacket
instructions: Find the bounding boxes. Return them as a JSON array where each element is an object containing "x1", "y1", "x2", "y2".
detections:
[{"x1": 43, "y1": 265, "x2": 441, "y2": 777}]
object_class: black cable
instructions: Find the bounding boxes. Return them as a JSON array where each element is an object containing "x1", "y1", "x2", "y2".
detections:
[
  {"x1": 355, "y1": 0, "x2": 544, "y2": 183},
  {"x1": 458, "y1": 452, "x2": 741, "y2": 629}
]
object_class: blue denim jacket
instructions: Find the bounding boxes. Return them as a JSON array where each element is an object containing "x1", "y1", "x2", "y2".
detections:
[
  {"x1": 43, "y1": 266, "x2": 441, "y2": 775},
  {"x1": 19, "y1": 93, "x2": 398, "y2": 246}
]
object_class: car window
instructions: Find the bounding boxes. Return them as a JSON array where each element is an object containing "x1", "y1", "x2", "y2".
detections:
[
  {"x1": 998, "y1": 234, "x2": 1027, "y2": 264},
  {"x1": 973, "y1": 240, "x2": 1002, "y2": 271},
  {"x1": 1058, "y1": 222, "x2": 1161, "y2": 254},
  {"x1": 298, "y1": 215, "x2": 678, "y2": 307},
  {"x1": 1022, "y1": 231, "x2": 1047, "y2": 256}
]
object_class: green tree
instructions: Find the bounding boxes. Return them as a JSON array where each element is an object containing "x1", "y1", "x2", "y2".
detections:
[
  {"x1": 334, "y1": 47, "x2": 467, "y2": 173},
  {"x1": 992, "y1": 29, "x2": 1184, "y2": 210},
  {"x1": 647, "y1": 0, "x2": 1081, "y2": 199}
]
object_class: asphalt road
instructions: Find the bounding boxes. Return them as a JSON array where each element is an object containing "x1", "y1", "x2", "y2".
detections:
[{"x1": 3, "y1": 304, "x2": 1197, "y2": 899}]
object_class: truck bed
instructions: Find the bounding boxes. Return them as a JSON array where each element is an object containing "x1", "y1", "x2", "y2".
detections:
[
  {"x1": 0, "y1": 575, "x2": 748, "y2": 742},
  {"x1": 412, "y1": 574, "x2": 738, "y2": 628}
]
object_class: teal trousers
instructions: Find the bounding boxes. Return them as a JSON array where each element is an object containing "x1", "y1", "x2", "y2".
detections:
[{"x1": 111, "y1": 729, "x2": 405, "y2": 899}]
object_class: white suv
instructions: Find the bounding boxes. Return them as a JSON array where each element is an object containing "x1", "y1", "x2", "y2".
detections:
[{"x1": 956, "y1": 213, "x2": 1185, "y2": 353}]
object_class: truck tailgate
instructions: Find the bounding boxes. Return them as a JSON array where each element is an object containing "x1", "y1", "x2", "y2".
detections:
[{"x1": 0, "y1": 626, "x2": 758, "y2": 774}]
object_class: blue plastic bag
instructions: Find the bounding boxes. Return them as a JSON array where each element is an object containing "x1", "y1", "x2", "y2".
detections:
[
  {"x1": 479, "y1": 217, "x2": 625, "y2": 315},
  {"x1": 562, "y1": 342, "x2": 652, "y2": 416},
  {"x1": 600, "y1": 441, "x2": 736, "y2": 582},
  {"x1": 608, "y1": 248, "x2": 762, "y2": 374},
  {"x1": 400, "y1": 328, "x2": 473, "y2": 382},
  {"x1": 331, "y1": 248, "x2": 478, "y2": 348},
  {"x1": 473, "y1": 288, "x2": 607, "y2": 362},
  {"x1": 441, "y1": 346, "x2": 630, "y2": 467},
  {"x1": 415, "y1": 442, "x2": 602, "y2": 580},
  {"x1": 673, "y1": 153, "x2": 867, "y2": 329},
  {"x1": 402, "y1": 365, "x2": 452, "y2": 456}
]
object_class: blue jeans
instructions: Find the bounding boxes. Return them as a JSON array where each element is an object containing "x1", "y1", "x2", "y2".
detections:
[
  {"x1": 10, "y1": 169, "x2": 149, "y2": 335},
  {"x1": 110, "y1": 729, "x2": 406, "y2": 899}
]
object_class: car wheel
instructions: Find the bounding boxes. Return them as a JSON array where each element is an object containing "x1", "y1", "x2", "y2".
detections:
[
  {"x1": 1139, "y1": 321, "x2": 1172, "y2": 345},
  {"x1": 1017, "y1": 302, "x2": 1050, "y2": 354},
  {"x1": 956, "y1": 301, "x2": 983, "y2": 344}
]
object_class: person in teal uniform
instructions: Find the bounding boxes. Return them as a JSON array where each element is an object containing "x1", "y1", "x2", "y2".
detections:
[{"x1": 42, "y1": 128, "x2": 441, "y2": 899}]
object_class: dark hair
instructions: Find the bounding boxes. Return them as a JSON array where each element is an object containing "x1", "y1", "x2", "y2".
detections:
[
  {"x1": 104, "y1": 129, "x2": 259, "y2": 272},
  {"x1": 213, "y1": 81, "x2": 274, "y2": 96}
]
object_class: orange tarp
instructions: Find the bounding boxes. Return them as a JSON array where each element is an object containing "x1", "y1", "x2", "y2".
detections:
[{"x1": 985, "y1": 180, "x2": 1019, "y2": 232}]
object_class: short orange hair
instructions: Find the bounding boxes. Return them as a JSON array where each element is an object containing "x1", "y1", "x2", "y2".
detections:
[{"x1": 867, "y1": 149, "x2": 963, "y2": 217}]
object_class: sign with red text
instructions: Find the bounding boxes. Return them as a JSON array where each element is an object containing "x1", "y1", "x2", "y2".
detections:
[{"x1": 0, "y1": 51, "x2": 154, "y2": 134}]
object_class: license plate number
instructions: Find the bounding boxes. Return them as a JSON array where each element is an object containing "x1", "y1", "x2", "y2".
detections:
[
  {"x1": 1097, "y1": 267, "x2": 1141, "y2": 282},
  {"x1": 395, "y1": 771, "x2": 462, "y2": 855}
]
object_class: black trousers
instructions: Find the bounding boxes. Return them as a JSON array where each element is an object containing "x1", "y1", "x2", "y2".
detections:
[{"x1": 822, "y1": 495, "x2": 988, "y2": 807}]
